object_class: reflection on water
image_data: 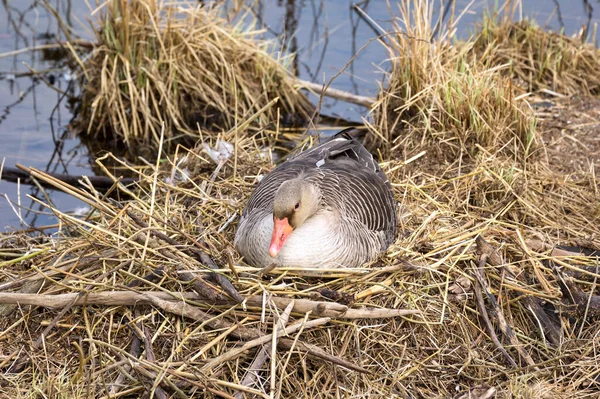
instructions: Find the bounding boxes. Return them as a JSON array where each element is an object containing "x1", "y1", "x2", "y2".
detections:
[{"x1": 1, "y1": 0, "x2": 599, "y2": 230}]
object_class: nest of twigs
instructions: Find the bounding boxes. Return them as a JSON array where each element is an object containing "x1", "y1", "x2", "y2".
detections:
[{"x1": 1, "y1": 110, "x2": 600, "y2": 397}]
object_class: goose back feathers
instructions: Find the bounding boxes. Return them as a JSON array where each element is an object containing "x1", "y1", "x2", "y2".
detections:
[{"x1": 234, "y1": 129, "x2": 398, "y2": 269}]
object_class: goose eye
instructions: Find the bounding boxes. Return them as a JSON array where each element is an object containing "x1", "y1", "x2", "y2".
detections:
[{"x1": 294, "y1": 202, "x2": 300, "y2": 210}]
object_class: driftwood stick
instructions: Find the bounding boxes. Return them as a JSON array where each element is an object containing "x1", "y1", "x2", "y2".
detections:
[
  {"x1": 342, "y1": 307, "x2": 418, "y2": 319},
  {"x1": 296, "y1": 79, "x2": 375, "y2": 108},
  {"x1": 0, "y1": 291, "x2": 417, "y2": 319},
  {"x1": 233, "y1": 301, "x2": 295, "y2": 399},
  {"x1": 0, "y1": 276, "x2": 46, "y2": 318},
  {"x1": 200, "y1": 317, "x2": 331, "y2": 372}
]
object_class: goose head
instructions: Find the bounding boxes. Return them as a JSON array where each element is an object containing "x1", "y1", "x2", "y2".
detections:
[{"x1": 269, "y1": 178, "x2": 319, "y2": 257}]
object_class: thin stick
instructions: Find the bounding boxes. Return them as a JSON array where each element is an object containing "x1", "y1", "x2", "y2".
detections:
[
  {"x1": 472, "y1": 254, "x2": 518, "y2": 368},
  {"x1": 0, "y1": 40, "x2": 94, "y2": 59},
  {"x1": 352, "y1": 4, "x2": 387, "y2": 37},
  {"x1": 474, "y1": 252, "x2": 537, "y2": 368},
  {"x1": 233, "y1": 301, "x2": 294, "y2": 399},
  {"x1": 200, "y1": 317, "x2": 331, "y2": 372},
  {"x1": 277, "y1": 338, "x2": 369, "y2": 373}
]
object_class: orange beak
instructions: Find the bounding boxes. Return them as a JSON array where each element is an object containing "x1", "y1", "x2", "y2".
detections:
[{"x1": 269, "y1": 217, "x2": 294, "y2": 258}]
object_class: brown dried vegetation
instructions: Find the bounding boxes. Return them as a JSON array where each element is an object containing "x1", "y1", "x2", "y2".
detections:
[{"x1": 1, "y1": 1, "x2": 600, "y2": 398}]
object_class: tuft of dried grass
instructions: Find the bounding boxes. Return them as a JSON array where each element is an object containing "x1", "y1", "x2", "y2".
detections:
[
  {"x1": 471, "y1": 7, "x2": 600, "y2": 96},
  {"x1": 73, "y1": 0, "x2": 313, "y2": 153},
  {"x1": 369, "y1": 0, "x2": 537, "y2": 162}
]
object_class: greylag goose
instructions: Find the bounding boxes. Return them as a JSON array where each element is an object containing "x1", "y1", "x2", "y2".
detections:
[{"x1": 234, "y1": 129, "x2": 397, "y2": 269}]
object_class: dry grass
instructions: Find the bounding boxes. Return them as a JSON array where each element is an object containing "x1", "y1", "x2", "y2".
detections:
[
  {"x1": 471, "y1": 6, "x2": 600, "y2": 96},
  {"x1": 1, "y1": 0, "x2": 600, "y2": 398},
  {"x1": 73, "y1": 0, "x2": 313, "y2": 153},
  {"x1": 369, "y1": 1, "x2": 537, "y2": 162},
  {"x1": 1, "y1": 114, "x2": 599, "y2": 397}
]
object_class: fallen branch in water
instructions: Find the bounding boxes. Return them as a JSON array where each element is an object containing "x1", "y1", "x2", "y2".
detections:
[
  {"x1": 1, "y1": 165, "x2": 137, "y2": 192},
  {"x1": 296, "y1": 79, "x2": 376, "y2": 108},
  {"x1": 0, "y1": 40, "x2": 95, "y2": 59}
]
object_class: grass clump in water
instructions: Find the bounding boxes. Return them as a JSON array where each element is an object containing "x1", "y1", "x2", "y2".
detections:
[
  {"x1": 471, "y1": 6, "x2": 600, "y2": 96},
  {"x1": 370, "y1": 0, "x2": 537, "y2": 163},
  {"x1": 73, "y1": 0, "x2": 313, "y2": 153}
]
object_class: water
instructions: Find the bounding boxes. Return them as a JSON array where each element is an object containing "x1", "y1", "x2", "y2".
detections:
[{"x1": 1, "y1": 0, "x2": 599, "y2": 231}]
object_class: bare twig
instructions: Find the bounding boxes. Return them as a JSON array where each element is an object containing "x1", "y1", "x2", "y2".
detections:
[
  {"x1": 277, "y1": 338, "x2": 369, "y2": 373},
  {"x1": 234, "y1": 301, "x2": 295, "y2": 398},
  {"x1": 200, "y1": 317, "x2": 331, "y2": 372},
  {"x1": 0, "y1": 40, "x2": 94, "y2": 59},
  {"x1": 296, "y1": 79, "x2": 375, "y2": 108},
  {"x1": 473, "y1": 252, "x2": 536, "y2": 368},
  {"x1": 472, "y1": 254, "x2": 518, "y2": 368}
]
